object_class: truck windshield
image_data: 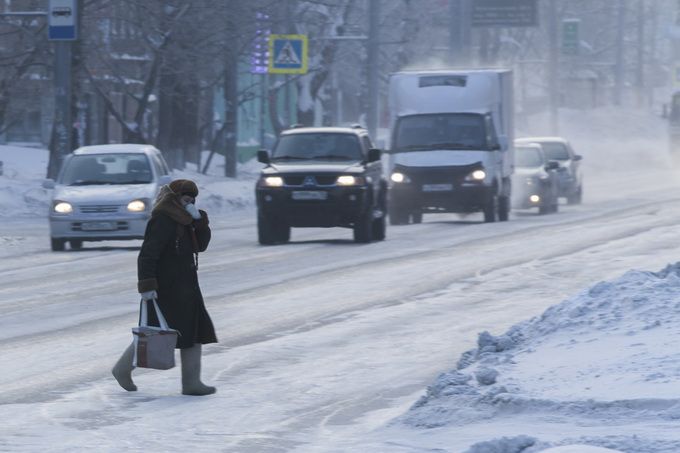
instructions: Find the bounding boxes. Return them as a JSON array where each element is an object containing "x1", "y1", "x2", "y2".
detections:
[
  {"x1": 59, "y1": 153, "x2": 153, "y2": 185},
  {"x1": 272, "y1": 133, "x2": 363, "y2": 161},
  {"x1": 393, "y1": 114, "x2": 487, "y2": 151}
]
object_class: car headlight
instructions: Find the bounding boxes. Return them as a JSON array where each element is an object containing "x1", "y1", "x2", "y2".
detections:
[
  {"x1": 465, "y1": 169, "x2": 486, "y2": 182},
  {"x1": 336, "y1": 175, "x2": 365, "y2": 186},
  {"x1": 262, "y1": 176, "x2": 284, "y2": 187},
  {"x1": 390, "y1": 172, "x2": 410, "y2": 183},
  {"x1": 127, "y1": 199, "x2": 146, "y2": 212},
  {"x1": 53, "y1": 201, "x2": 73, "y2": 214}
]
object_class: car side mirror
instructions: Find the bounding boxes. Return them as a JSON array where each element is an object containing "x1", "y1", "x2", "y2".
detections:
[
  {"x1": 545, "y1": 161, "x2": 559, "y2": 171},
  {"x1": 573, "y1": 154, "x2": 582, "y2": 161},
  {"x1": 257, "y1": 149, "x2": 270, "y2": 164},
  {"x1": 42, "y1": 179, "x2": 55, "y2": 189},
  {"x1": 367, "y1": 148, "x2": 381, "y2": 163}
]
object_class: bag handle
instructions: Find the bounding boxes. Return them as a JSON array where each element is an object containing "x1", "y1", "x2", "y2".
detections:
[{"x1": 139, "y1": 298, "x2": 170, "y2": 330}]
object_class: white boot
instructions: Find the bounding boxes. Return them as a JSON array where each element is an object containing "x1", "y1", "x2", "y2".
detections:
[
  {"x1": 112, "y1": 343, "x2": 137, "y2": 391},
  {"x1": 181, "y1": 344, "x2": 216, "y2": 396}
]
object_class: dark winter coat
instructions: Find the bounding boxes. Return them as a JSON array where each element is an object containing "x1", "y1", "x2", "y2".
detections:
[{"x1": 137, "y1": 186, "x2": 217, "y2": 349}]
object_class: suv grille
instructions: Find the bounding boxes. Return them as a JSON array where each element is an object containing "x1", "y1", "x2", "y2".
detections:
[
  {"x1": 79, "y1": 204, "x2": 120, "y2": 213},
  {"x1": 283, "y1": 175, "x2": 337, "y2": 186}
]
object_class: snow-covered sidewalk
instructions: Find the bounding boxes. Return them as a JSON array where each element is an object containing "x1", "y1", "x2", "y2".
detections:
[{"x1": 369, "y1": 264, "x2": 680, "y2": 452}]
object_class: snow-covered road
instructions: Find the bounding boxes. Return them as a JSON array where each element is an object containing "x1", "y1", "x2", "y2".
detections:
[{"x1": 4, "y1": 160, "x2": 680, "y2": 451}]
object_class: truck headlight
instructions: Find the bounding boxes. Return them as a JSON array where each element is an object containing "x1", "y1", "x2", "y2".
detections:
[
  {"x1": 465, "y1": 170, "x2": 486, "y2": 182},
  {"x1": 127, "y1": 199, "x2": 146, "y2": 212},
  {"x1": 391, "y1": 172, "x2": 410, "y2": 183},
  {"x1": 53, "y1": 201, "x2": 73, "y2": 214},
  {"x1": 262, "y1": 176, "x2": 284, "y2": 187},
  {"x1": 336, "y1": 175, "x2": 365, "y2": 186}
]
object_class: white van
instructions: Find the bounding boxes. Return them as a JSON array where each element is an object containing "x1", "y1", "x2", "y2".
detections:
[{"x1": 386, "y1": 69, "x2": 514, "y2": 223}]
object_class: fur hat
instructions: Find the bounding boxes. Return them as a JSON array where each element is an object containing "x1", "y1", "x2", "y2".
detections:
[{"x1": 169, "y1": 179, "x2": 199, "y2": 197}]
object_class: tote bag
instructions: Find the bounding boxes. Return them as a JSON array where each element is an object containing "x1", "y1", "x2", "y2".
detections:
[{"x1": 132, "y1": 299, "x2": 179, "y2": 370}]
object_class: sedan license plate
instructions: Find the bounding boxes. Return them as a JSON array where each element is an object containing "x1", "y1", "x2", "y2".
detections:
[
  {"x1": 422, "y1": 184, "x2": 453, "y2": 192},
  {"x1": 292, "y1": 190, "x2": 328, "y2": 201},
  {"x1": 81, "y1": 221, "x2": 115, "y2": 231}
]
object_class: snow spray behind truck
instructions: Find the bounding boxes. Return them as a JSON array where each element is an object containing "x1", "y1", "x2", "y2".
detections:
[{"x1": 386, "y1": 69, "x2": 514, "y2": 224}]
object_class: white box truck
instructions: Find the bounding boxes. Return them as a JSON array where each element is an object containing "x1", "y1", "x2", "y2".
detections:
[{"x1": 386, "y1": 69, "x2": 514, "y2": 223}]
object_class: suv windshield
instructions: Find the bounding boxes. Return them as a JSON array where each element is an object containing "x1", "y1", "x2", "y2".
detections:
[
  {"x1": 272, "y1": 133, "x2": 363, "y2": 161},
  {"x1": 59, "y1": 153, "x2": 153, "y2": 185},
  {"x1": 540, "y1": 142, "x2": 570, "y2": 160},
  {"x1": 515, "y1": 147, "x2": 544, "y2": 168},
  {"x1": 394, "y1": 113, "x2": 488, "y2": 151}
]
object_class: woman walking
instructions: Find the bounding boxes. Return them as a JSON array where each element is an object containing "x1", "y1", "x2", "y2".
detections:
[{"x1": 113, "y1": 179, "x2": 218, "y2": 396}]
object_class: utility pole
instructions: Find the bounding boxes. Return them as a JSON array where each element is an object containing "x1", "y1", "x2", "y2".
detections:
[
  {"x1": 284, "y1": 0, "x2": 292, "y2": 127},
  {"x1": 449, "y1": 0, "x2": 471, "y2": 66},
  {"x1": 636, "y1": 0, "x2": 645, "y2": 107},
  {"x1": 548, "y1": 0, "x2": 559, "y2": 134},
  {"x1": 366, "y1": 0, "x2": 380, "y2": 139},
  {"x1": 614, "y1": 0, "x2": 626, "y2": 106}
]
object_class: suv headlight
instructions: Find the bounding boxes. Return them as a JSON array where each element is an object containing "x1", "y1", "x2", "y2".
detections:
[
  {"x1": 53, "y1": 201, "x2": 73, "y2": 214},
  {"x1": 390, "y1": 172, "x2": 411, "y2": 183},
  {"x1": 465, "y1": 169, "x2": 486, "y2": 182},
  {"x1": 261, "y1": 176, "x2": 284, "y2": 187},
  {"x1": 336, "y1": 175, "x2": 365, "y2": 186},
  {"x1": 127, "y1": 199, "x2": 146, "y2": 212}
]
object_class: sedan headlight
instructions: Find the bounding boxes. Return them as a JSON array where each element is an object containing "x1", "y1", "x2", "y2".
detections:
[
  {"x1": 53, "y1": 201, "x2": 73, "y2": 214},
  {"x1": 465, "y1": 169, "x2": 486, "y2": 182},
  {"x1": 336, "y1": 175, "x2": 365, "y2": 186},
  {"x1": 127, "y1": 199, "x2": 146, "y2": 212},
  {"x1": 262, "y1": 176, "x2": 284, "y2": 187},
  {"x1": 390, "y1": 172, "x2": 410, "y2": 183}
]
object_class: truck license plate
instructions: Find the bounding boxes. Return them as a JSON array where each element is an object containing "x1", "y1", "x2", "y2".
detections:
[
  {"x1": 292, "y1": 191, "x2": 328, "y2": 200},
  {"x1": 422, "y1": 184, "x2": 453, "y2": 192},
  {"x1": 81, "y1": 221, "x2": 115, "y2": 231}
]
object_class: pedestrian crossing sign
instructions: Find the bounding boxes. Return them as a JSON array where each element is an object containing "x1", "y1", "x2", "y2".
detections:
[{"x1": 268, "y1": 34, "x2": 308, "y2": 74}]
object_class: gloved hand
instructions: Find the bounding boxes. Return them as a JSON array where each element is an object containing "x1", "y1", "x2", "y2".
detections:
[
  {"x1": 184, "y1": 203, "x2": 202, "y2": 220},
  {"x1": 140, "y1": 290, "x2": 157, "y2": 301}
]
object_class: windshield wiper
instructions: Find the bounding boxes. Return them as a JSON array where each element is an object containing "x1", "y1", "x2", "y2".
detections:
[
  {"x1": 116, "y1": 180, "x2": 152, "y2": 184},
  {"x1": 427, "y1": 142, "x2": 479, "y2": 150},
  {"x1": 310, "y1": 155, "x2": 357, "y2": 160},
  {"x1": 69, "y1": 180, "x2": 114, "y2": 186},
  {"x1": 271, "y1": 155, "x2": 309, "y2": 160}
]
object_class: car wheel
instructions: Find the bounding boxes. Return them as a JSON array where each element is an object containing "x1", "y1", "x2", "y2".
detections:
[
  {"x1": 51, "y1": 237, "x2": 65, "y2": 251},
  {"x1": 276, "y1": 223, "x2": 291, "y2": 243},
  {"x1": 353, "y1": 209, "x2": 374, "y2": 243},
  {"x1": 538, "y1": 203, "x2": 550, "y2": 215},
  {"x1": 567, "y1": 185, "x2": 583, "y2": 205},
  {"x1": 69, "y1": 239, "x2": 83, "y2": 250},
  {"x1": 372, "y1": 212, "x2": 386, "y2": 241},
  {"x1": 257, "y1": 212, "x2": 277, "y2": 245},
  {"x1": 389, "y1": 206, "x2": 410, "y2": 225},
  {"x1": 497, "y1": 195, "x2": 510, "y2": 221},
  {"x1": 411, "y1": 211, "x2": 423, "y2": 224},
  {"x1": 483, "y1": 195, "x2": 498, "y2": 223}
]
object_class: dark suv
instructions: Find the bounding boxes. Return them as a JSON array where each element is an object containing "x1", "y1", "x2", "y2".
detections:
[{"x1": 256, "y1": 126, "x2": 387, "y2": 244}]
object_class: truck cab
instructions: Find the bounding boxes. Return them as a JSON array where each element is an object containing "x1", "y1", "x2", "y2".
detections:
[{"x1": 386, "y1": 70, "x2": 514, "y2": 224}]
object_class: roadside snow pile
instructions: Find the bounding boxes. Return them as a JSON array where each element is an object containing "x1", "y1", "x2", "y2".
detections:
[
  {"x1": 401, "y1": 263, "x2": 680, "y2": 452},
  {"x1": 0, "y1": 145, "x2": 260, "y2": 217}
]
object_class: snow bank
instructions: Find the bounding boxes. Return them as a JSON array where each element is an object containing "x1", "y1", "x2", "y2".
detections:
[
  {"x1": 401, "y1": 263, "x2": 680, "y2": 452},
  {"x1": 0, "y1": 145, "x2": 260, "y2": 218}
]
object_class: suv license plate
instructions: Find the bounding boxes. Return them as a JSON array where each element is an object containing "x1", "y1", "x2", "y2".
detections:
[
  {"x1": 422, "y1": 184, "x2": 453, "y2": 192},
  {"x1": 81, "y1": 221, "x2": 115, "y2": 231},
  {"x1": 292, "y1": 190, "x2": 328, "y2": 201}
]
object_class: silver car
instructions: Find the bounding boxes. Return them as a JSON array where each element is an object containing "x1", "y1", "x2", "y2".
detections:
[{"x1": 43, "y1": 144, "x2": 172, "y2": 251}]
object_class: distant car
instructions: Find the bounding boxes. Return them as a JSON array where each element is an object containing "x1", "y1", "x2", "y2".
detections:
[
  {"x1": 43, "y1": 144, "x2": 172, "y2": 251},
  {"x1": 515, "y1": 137, "x2": 583, "y2": 204},
  {"x1": 255, "y1": 126, "x2": 387, "y2": 244},
  {"x1": 512, "y1": 142, "x2": 560, "y2": 214}
]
